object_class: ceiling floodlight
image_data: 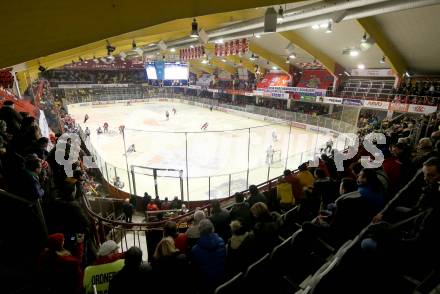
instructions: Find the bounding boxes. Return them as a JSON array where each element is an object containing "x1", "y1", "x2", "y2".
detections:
[{"x1": 190, "y1": 18, "x2": 199, "y2": 38}]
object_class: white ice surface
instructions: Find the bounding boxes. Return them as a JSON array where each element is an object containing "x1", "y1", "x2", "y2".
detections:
[{"x1": 69, "y1": 101, "x2": 344, "y2": 201}]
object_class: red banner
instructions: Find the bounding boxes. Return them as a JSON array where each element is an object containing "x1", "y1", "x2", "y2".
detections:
[
  {"x1": 256, "y1": 73, "x2": 290, "y2": 89},
  {"x1": 180, "y1": 46, "x2": 205, "y2": 61},
  {"x1": 296, "y1": 69, "x2": 334, "y2": 90},
  {"x1": 0, "y1": 68, "x2": 13, "y2": 89},
  {"x1": 214, "y1": 38, "x2": 249, "y2": 57}
]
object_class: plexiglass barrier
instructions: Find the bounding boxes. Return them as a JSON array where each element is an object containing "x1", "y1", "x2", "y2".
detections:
[{"x1": 70, "y1": 87, "x2": 356, "y2": 202}]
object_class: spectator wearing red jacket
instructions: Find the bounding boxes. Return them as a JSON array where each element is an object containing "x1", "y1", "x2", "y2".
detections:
[{"x1": 38, "y1": 233, "x2": 84, "y2": 294}]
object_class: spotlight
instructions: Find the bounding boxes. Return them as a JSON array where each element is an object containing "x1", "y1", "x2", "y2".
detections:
[
  {"x1": 289, "y1": 53, "x2": 297, "y2": 59},
  {"x1": 170, "y1": 48, "x2": 176, "y2": 52},
  {"x1": 312, "y1": 24, "x2": 320, "y2": 30},
  {"x1": 380, "y1": 56, "x2": 386, "y2": 64},
  {"x1": 222, "y1": 59, "x2": 227, "y2": 62},
  {"x1": 272, "y1": 66, "x2": 278, "y2": 70},
  {"x1": 277, "y1": 6, "x2": 284, "y2": 23},
  {"x1": 349, "y1": 49, "x2": 359, "y2": 57},
  {"x1": 189, "y1": 45, "x2": 195, "y2": 49},
  {"x1": 264, "y1": 7, "x2": 277, "y2": 33},
  {"x1": 325, "y1": 22, "x2": 332, "y2": 33},
  {"x1": 361, "y1": 32, "x2": 367, "y2": 43},
  {"x1": 106, "y1": 40, "x2": 116, "y2": 54},
  {"x1": 190, "y1": 18, "x2": 199, "y2": 38},
  {"x1": 255, "y1": 34, "x2": 261, "y2": 39},
  {"x1": 214, "y1": 39, "x2": 224, "y2": 44},
  {"x1": 357, "y1": 64, "x2": 365, "y2": 69}
]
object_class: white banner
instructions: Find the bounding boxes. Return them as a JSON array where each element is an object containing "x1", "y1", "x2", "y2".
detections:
[
  {"x1": 58, "y1": 83, "x2": 129, "y2": 89},
  {"x1": 38, "y1": 110, "x2": 50, "y2": 139},
  {"x1": 350, "y1": 68, "x2": 394, "y2": 77},
  {"x1": 363, "y1": 100, "x2": 390, "y2": 110},
  {"x1": 408, "y1": 104, "x2": 437, "y2": 114},
  {"x1": 316, "y1": 97, "x2": 343, "y2": 104}
]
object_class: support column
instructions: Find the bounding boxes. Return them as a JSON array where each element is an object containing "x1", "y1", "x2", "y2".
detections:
[
  {"x1": 12, "y1": 71, "x2": 22, "y2": 98},
  {"x1": 287, "y1": 98, "x2": 292, "y2": 110},
  {"x1": 332, "y1": 75, "x2": 340, "y2": 95},
  {"x1": 328, "y1": 104, "x2": 334, "y2": 115}
]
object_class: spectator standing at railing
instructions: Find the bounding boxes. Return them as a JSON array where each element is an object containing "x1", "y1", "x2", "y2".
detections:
[
  {"x1": 123, "y1": 198, "x2": 134, "y2": 222},
  {"x1": 0, "y1": 100, "x2": 23, "y2": 136}
]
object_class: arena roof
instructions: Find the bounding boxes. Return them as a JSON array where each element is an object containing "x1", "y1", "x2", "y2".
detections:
[{"x1": 2, "y1": 0, "x2": 440, "y2": 77}]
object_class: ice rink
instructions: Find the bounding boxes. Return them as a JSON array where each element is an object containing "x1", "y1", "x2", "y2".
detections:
[{"x1": 69, "y1": 100, "x2": 341, "y2": 201}]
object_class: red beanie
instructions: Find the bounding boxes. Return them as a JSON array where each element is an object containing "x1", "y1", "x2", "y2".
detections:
[{"x1": 48, "y1": 233, "x2": 64, "y2": 251}]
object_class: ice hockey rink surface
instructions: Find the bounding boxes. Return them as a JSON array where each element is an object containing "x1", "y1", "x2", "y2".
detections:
[{"x1": 69, "y1": 100, "x2": 343, "y2": 201}]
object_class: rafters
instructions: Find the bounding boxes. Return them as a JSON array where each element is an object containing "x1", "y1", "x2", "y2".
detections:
[
  {"x1": 357, "y1": 17, "x2": 407, "y2": 76},
  {"x1": 249, "y1": 42, "x2": 289, "y2": 73},
  {"x1": 278, "y1": 31, "x2": 343, "y2": 75}
]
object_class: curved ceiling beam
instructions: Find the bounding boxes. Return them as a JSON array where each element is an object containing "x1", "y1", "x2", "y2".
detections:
[
  {"x1": 189, "y1": 61, "x2": 214, "y2": 74},
  {"x1": 0, "y1": 0, "x2": 291, "y2": 68},
  {"x1": 357, "y1": 17, "x2": 407, "y2": 76},
  {"x1": 189, "y1": 67, "x2": 203, "y2": 76},
  {"x1": 278, "y1": 31, "x2": 344, "y2": 75},
  {"x1": 225, "y1": 55, "x2": 256, "y2": 74},
  {"x1": 210, "y1": 58, "x2": 237, "y2": 75},
  {"x1": 249, "y1": 42, "x2": 289, "y2": 73}
]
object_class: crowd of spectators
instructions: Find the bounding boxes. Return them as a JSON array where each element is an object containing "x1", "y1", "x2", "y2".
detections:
[
  {"x1": 396, "y1": 78, "x2": 440, "y2": 97},
  {"x1": 42, "y1": 69, "x2": 146, "y2": 85}
]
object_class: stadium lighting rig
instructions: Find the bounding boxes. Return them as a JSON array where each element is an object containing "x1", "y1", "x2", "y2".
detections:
[{"x1": 190, "y1": 18, "x2": 199, "y2": 38}]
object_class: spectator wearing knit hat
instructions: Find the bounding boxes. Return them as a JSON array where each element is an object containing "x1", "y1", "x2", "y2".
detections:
[
  {"x1": 83, "y1": 240, "x2": 125, "y2": 294},
  {"x1": 38, "y1": 233, "x2": 84, "y2": 294}
]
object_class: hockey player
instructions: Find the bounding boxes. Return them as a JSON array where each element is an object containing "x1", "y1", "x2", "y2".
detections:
[
  {"x1": 103, "y1": 122, "x2": 109, "y2": 133},
  {"x1": 201, "y1": 122, "x2": 209, "y2": 131},
  {"x1": 127, "y1": 144, "x2": 136, "y2": 153},
  {"x1": 166, "y1": 111, "x2": 170, "y2": 120},
  {"x1": 84, "y1": 114, "x2": 89, "y2": 123},
  {"x1": 119, "y1": 125, "x2": 125, "y2": 134},
  {"x1": 272, "y1": 130, "x2": 278, "y2": 142},
  {"x1": 85, "y1": 127, "x2": 90, "y2": 139},
  {"x1": 97, "y1": 127, "x2": 103, "y2": 135},
  {"x1": 172, "y1": 108, "x2": 176, "y2": 115},
  {"x1": 266, "y1": 145, "x2": 274, "y2": 165},
  {"x1": 324, "y1": 139, "x2": 333, "y2": 154},
  {"x1": 210, "y1": 105, "x2": 213, "y2": 111}
]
